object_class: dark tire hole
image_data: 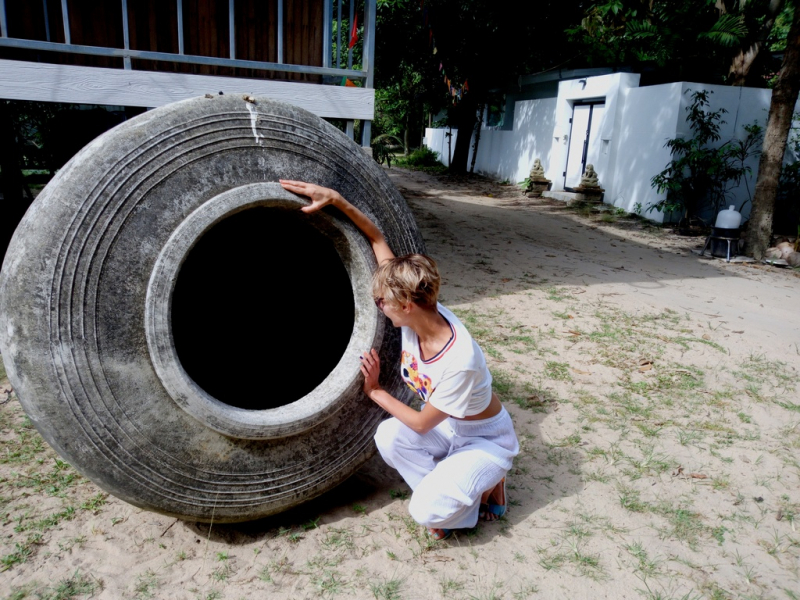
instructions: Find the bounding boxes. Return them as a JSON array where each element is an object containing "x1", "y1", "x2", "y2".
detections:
[{"x1": 172, "y1": 207, "x2": 354, "y2": 410}]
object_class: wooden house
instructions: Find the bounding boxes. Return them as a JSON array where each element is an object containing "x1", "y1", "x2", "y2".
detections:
[{"x1": 0, "y1": 0, "x2": 375, "y2": 144}]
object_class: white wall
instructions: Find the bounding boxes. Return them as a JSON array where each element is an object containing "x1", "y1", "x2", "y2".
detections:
[
  {"x1": 471, "y1": 97, "x2": 558, "y2": 182},
  {"x1": 425, "y1": 128, "x2": 459, "y2": 167},
  {"x1": 610, "y1": 82, "x2": 771, "y2": 223},
  {"x1": 676, "y1": 83, "x2": 771, "y2": 221},
  {"x1": 425, "y1": 97, "x2": 558, "y2": 181},
  {"x1": 609, "y1": 82, "x2": 683, "y2": 221}
]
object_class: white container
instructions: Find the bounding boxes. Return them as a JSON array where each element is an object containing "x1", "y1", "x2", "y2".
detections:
[{"x1": 715, "y1": 205, "x2": 742, "y2": 229}]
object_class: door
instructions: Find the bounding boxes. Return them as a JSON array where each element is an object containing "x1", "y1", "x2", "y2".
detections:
[{"x1": 564, "y1": 102, "x2": 605, "y2": 190}]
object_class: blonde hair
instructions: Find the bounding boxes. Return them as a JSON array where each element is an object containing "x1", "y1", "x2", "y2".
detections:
[{"x1": 372, "y1": 254, "x2": 440, "y2": 309}]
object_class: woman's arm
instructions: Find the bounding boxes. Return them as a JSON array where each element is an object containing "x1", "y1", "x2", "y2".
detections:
[
  {"x1": 360, "y1": 348, "x2": 450, "y2": 434},
  {"x1": 279, "y1": 180, "x2": 395, "y2": 264}
]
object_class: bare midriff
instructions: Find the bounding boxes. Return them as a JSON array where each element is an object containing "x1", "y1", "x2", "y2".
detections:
[{"x1": 456, "y1": 392, "x2": 503, "y2": 421}]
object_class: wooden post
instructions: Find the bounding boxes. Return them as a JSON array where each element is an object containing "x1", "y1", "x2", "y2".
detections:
[
  {"x1": 277, "y1": 0, "x2": 283, "y2": 63},
  {"x1": 0, "y1": 0, "x2": 7, "y2": 38},
  {"x1": 229, "y1": 0, "x2": 235, "y2": 59},
  {"x1": 60, "y1": 0, "x2": 70, "y2": 44},
  {"x1": 122, "y1": 0, "x2": 132, "y2": 69}
]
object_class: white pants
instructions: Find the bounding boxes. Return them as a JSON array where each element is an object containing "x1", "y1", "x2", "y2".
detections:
[{"x1": 374, "y1": 408, "x2": 519, "y2": 530}]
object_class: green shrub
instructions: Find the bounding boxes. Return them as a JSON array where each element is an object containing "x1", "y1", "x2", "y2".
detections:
[{"x1": 395, "y1": 147, "x2": 445, "y2": 171}]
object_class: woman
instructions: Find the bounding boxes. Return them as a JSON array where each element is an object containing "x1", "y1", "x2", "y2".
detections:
[{"x1": 280, "y1": 180, "x2": 519, "y2": 540}]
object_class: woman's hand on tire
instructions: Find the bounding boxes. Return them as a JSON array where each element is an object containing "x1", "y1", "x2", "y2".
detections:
[
  {"x1": 360, "y1": 348, "x2": 382, "y2": 397},
  {"x1": 279, "y1": 180, "x2": 342, "y2": 214}
]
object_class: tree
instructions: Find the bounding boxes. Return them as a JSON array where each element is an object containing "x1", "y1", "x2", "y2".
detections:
[
  {"x1": 570, "y1": 0, "x2": 791, "y2": 87},
  {"x1": 426, "y1": 0, "x2": 585, "y2": 172},
  {"x1": 374, "y1": 0, "x2": 586, "y2": 173},
  {"x1": 747, "y1": 4, "x2": 800, "y2": 258},
  {"x1": 374, "y1": 0, "x2": 446, "y2": 153},
  {"x1": 726, "y1": 0, "x2": 787, "y2": 86}
]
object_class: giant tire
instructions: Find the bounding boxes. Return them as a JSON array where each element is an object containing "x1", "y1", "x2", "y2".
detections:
[{"x1": 0, "y1": 95, "x2": 424, "y2": 522}]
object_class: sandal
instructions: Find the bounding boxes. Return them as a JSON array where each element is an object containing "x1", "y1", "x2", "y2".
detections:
[
  {"x1": 427, "y1": 527, "x2": 453, "y2": 541},
  {"x1": 479, "y1": 478, "x2": 507, "y2": 522}
]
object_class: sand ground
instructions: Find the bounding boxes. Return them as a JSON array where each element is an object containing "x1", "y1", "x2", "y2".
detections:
[{"x1": 2, "y1": 167, "x2": 799, "y2": 600}]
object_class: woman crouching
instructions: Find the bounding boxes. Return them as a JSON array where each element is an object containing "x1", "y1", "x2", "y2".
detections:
[{"x1": 280, "y1": 179, "x2": 519, "y2": 541}]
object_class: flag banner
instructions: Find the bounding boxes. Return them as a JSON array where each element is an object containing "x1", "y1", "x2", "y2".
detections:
[{"x1": 349, "y1": 13, "x2": 359, "y2": 49}]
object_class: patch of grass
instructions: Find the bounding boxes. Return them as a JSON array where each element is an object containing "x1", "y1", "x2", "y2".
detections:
[
  {"x1": 134, "y1": 569, "x2": 158, "y2": 599},
  {"x1": 370, "y1": 577, "x2": 403, "y2": 600},
  {"x1": 490, "y1": 368, "x2": 515, "y2": 395},
  {"x1": 389, "y1": 489, "x2": 409, "y2": 500},
  {"x1": 545, "y1": 287, "x2": 570, "y2": 302},
  {"x1": 544, "y1": 361, "x2": 572, "y2": 382},
  {"x1": 618, "y1": 486, "x2": 651, "y2": 513},
  {"x1": 322, "y1": 527, "x2": 355, "y2": 551},
  {"x1": 13, "y1": 570, "x2": 101, "y2": 600},
  {"x1": 623, "y1": 541, "x2": 663, "y2": 578}
]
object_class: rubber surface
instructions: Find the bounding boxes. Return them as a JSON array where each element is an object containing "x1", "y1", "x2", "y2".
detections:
[{"x1": 0, "y1": 95, "x2": 424, "y2": 522}]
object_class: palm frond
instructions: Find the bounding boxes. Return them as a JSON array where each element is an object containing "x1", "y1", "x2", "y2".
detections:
[
  {"x1": 627, "y1": 19, "x2": 658, "y2": 38},
  {"x1": 698, "y1": 14, "x2": 748, "y2": 47}
]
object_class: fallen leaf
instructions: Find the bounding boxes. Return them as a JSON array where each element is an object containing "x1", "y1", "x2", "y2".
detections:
[
  {"x1": 673, "y1": 466, "x2": 684, "y2": 477},
  {"x1": 638, "y1": 363, "x2": 653, "y2": 372},
  {"x1": 690, "y1": 473, "x2": 708, "y2": 479},
  {"x1": 545, "y1": 254, "x2": 557, "y2": 258},
  {"x1": 777, "y1": 508, "x2": 784, "y2": 521},
  {"x1": 571, "y1": 289, "x2": 587, "y2": 294},
  {"x1": 740, "y1": 455, "x2": 751, "y2": 464},
  {"x1": 656, "y1": 335, "x2": 670, "y2": 343},
  {"x1": 501, "y1": 278, "x2": 511, "y2": 283},
  {"x1": 733, "y1": 330, "x2": 744, "y2": 334},
  {"x1": 571, "y1": 368, "x2": 591, "y2": 375},
  {"x1": 702, "y1": 334, "x2": 711, "y2": 340}
]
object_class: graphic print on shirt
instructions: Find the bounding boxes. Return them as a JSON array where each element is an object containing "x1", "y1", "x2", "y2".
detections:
[{"x1": 401, "y1": 350, "x2": 432, "y2": 400}]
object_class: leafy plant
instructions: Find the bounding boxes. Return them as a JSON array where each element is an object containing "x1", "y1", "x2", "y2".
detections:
[
  {"x1": 649, "y1": 90, "x2": 762, "y2": 226},
  {"x1": 394, "y1": 147, "x2": 447, "y2": 173}
]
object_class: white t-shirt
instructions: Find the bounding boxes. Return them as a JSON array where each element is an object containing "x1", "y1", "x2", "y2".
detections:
[{"x1": 399, "y1": 304, "x2": 493, "y2": 418}]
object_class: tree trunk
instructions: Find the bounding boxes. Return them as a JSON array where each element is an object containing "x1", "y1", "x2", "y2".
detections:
[
  {"x1": 470, "y1": 104, "x2": 485, "y2": 175},
  {"x1": 747, "y1": 7, "x2": 800, "y2": 259},
  {"x1": 728, "y1": 0, "x2": 785, "y2": 86},
  {"x1": 449, "y1": 93, "x2": 479, "y2": 174}
]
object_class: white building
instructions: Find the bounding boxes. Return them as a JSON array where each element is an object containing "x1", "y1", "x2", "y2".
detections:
[{"x1": 425, "y1": 71, "x2": 781, "y2": 223}]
